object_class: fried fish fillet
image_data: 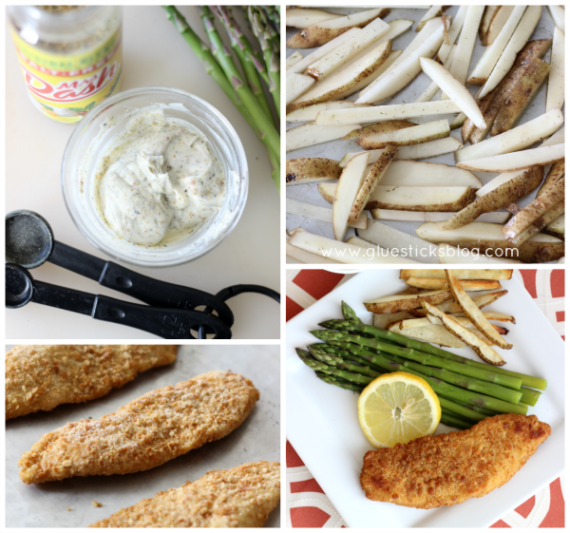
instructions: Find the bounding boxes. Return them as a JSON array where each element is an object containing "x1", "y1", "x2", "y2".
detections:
[
  {"x1": 90, "y1": 461, "x2": 280, "y2": 528},
  {"x1": 361, "y1": 414, "x2": 550, "y2": 509},
  {"x1": 19, "y1": 371, "x2": 259, "y2": 484},
  {"x1": 6, "y1": 345, "x2": 177, "y2": 419}
]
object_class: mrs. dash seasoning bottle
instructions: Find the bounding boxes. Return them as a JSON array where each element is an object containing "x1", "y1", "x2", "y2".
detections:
[{"x1": 8, "y1": 6, "x2": 122, "y2": 123}]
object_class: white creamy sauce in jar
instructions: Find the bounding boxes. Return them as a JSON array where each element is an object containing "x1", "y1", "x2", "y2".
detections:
[{"x1": 94, "y1": 106, "x2": 226, "y2": 246}]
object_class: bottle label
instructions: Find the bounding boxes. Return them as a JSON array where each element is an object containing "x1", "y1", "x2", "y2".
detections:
[{"x1": 11, "y1": 25, "x2": 122, "y2": 123}]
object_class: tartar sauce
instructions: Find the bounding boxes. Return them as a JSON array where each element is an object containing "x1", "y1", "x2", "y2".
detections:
[{"x1": 94, "y1": 106, "x2": 226, "y2": 246}]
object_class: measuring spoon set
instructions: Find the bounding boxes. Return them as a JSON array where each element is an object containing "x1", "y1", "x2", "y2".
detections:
[{"x1": 6, "y1": 210, "x2": 279, "y2": 339}]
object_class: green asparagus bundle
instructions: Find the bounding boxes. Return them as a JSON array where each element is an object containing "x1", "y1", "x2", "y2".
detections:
[
  {"x1": 163, "y1": 6, "x2": 280, "y2": 192},
  {"x1": 296, "y1": 301, "x2": 547, "y2": 431},
  {"x1": 323, "y1": 318, "x2": 547, "y2": 390}
]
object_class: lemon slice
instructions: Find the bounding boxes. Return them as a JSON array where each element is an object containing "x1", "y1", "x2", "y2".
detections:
[{"x1": 358, "y1": 371, "x2": 441, "y2": 448}]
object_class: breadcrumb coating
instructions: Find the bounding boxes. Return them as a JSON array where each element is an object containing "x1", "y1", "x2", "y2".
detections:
[
  {"x1": 90, "y1": 461, "x2": 280, "y2": 528},
  {"x1": 19, "y1": 371, "x2": 259, "y2": 484},
  {"x1": 360, "y1": 414, "x2": 550, "y2": 509},
  {"x1": 6, "y1": 345, "x2": 177, "y2": 419}
]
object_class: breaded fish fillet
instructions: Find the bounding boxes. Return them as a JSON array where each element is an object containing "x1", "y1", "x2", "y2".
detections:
[
  {"x1": 90, "y1": 461, "x2": 280, "y2": 528},
  {"x1": 361, "y1": 414, "x2": 550, "y2": 509},
  {"x1": 6, "y1": 345, "x2": 177, "y2": 419},
  {"x1": 19, "y1": 371, "x2": 259, "y2": 484}
]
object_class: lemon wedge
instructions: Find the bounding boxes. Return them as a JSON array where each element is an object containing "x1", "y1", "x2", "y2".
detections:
[{"x1": 358, "y1": 371, "x2": 441, "y2": 448}]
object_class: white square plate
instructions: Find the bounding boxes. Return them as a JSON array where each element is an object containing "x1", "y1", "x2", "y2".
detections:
[{"x1": 286, "y1": 270, "x2": 564, "y2": 527}]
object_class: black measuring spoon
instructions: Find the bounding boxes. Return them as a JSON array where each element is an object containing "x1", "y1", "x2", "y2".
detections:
[
  {"x1": 5, "y1": 210, "x2": 234, "y2": 327},
  {"x1": 6, "y1": 263, "x2": 232, "y2": 339}
]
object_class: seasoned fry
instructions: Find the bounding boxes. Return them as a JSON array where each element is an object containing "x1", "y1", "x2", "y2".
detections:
[
  {"x1": 373, "y1": 311, "x2": 415, "y2": 330},
  {"x1": 397, "y1": 316, "x2": 505, "y2": 335},
  {"x1": 6, "y1": 345, "x2": 177, "y2": 420},
  {"x1": 416, "y1": 221, "x2": 564, "y2": 263},
  {"x1": 503, "y1": 178, "x2": 565, "y2": 241},
  {"x1": 19, "y1": 371, "x2": 259, "y2": 484},
  {"x1": 364, "y1": 290, "x2": 452, "y2": 314},
  {"x1": 537, "y1": 159, "x2": 564, "y2": 197},
  {"x1": 446, "y1": 271, "x2": 512, "y2": 349},
  {"x1": 400, "y1": 269, "x2": 512, "y2": 280},
  {"x1": 491, "y1": 56, "x2": 550, "y2": 135},
  {"x1": 509, "y1": 202, "x2": 565, "y2": 246},
  {"x1": 442, "y1": 166, "x2": 543, "y2": 230},
  {"x1": 342, "y1": 120, "x2": 416, "y2": 141},
  {"x1": 388, "y1": 321, "x2": 467, "y2": 349},
  {"x1": 410, "y1": 290, "x2": 509, "y2": 316},
  {"x1": 349, "y1": 145, "x2": 398, "y2": 224},
  {"x1": 90, "y1": 461, "x2": 280, "y2": 528},
  {"x1": 467, "y1": 40, "x2": 552, "y2": 144},
  {"x1": 286, "y1": 158, "x2": 342, "y2": 185},
  {"x1": 287, "y1": 8, "x2": 390, "y2": 49},
  {"x1": 405, "y1": 278, "x2": 501, "y2": 291},
  {"x1": 479, "y1": 6, "x2": 501, "y2": 46},
  {"x1": 454, "y1": 311, "x2": 515, "y2": 324},
  {"x1": 422, "y1": 302, "x2": 506, "y2": 365}
]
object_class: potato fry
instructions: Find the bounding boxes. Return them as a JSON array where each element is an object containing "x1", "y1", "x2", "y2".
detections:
[
  {"x1": 364, "y1": 290, "x2": 452, "y2": 314},
  {"x1": 373, "y1": 311, "x2": 415, "y2": 329},
  {"x1": 453, "y1": 311, "x2": 515, "y2": 324},
  {"x1": 395, "y1": 287, "x2": 423, "y2": 296},
  {"x1": 400, "y1": 269, "x2": 513, "y2": 280},
  {"x1": 446, "y1": 270, "x2": 512, "y2": 349},
  {"x1": 388, "y1": 321, "x2": 467, "y2": 348},
  {"x1": 503, "y1": 177, "x2": 565, "y2": 241},
  {"x1": 411, "y1": 290, "x2": 509, "y2": 316},
  {"x1": 405, "y1": 277, "x2": 501, "y2": 291},
  {"x1": 422, "y1": 302, "x2": 506, "y2": 365},
  {"x1": 398, "y1": 316, "x2": 507, "y2": 335}
]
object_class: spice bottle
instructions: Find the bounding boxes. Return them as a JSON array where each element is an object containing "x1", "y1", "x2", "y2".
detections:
[{"x1": 8, "y1": 6, "x2": 123, "y2": 124}]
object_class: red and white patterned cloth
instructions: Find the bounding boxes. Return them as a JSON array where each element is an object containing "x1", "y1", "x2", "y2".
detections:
[{"x1": 286, "y1": 269, "x2": 565, "y2": 528}]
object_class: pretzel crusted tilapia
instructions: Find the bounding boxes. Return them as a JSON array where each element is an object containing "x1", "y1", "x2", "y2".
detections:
[
  {"x1": 6, "y1": 345, "x2": 177, "y2": 419},
  {"x1": 19, "y1": 371, "x2": 259, "y2": 484},
  {"x1": 90, "y1": 461, "x2": 280, "y2": 528}
]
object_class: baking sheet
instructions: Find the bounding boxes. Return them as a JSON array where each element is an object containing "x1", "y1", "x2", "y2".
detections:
[
  {"x1": 286, "y1": 6, "x2": 562, "y2": 264},
  {"x1": 5, "y1": 345, "x2": 280, "y2": 527}
]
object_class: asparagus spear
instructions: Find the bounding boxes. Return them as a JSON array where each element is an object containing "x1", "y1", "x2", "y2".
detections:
[
  {"x1": 250, "y1": 6, "x2": 279, "y2": 55},
  {"x1": 441, "y1": 407, "x2": 472, "y2": 424},
  {"x1": 520, "y1": 387, "x2": 541, "y2": 406},
  {"x1": 440, "y1": 410, "x2": 475, "y2": 430},
  {"x1": 247, "y1": 6, "x2": 280, "y2": 117},
  {"x1": 316, "y1": 343, "x2": 386, "y2": 373},
  {"x1": 315, "y1": 371, "x2": 363, "y2": 392},
  {"x1": 341, "y1": 300, "x2": 364, "y2": 323},
  {"x1": 324, "y1": 312, "x2": 547, "y2": 390},
  {"x1": 211, "y1": 6, "x2": 272, "y2": 121},
  {"x1": 296, "y1": 348, "x2": 374, "y2": 385},
  {"x1": 318, "y1": 339, "x2": 528, "y2": 415},
  {"x1": 200, "y1": 6, "x2": 279, "y2": 159},
  {"x1": 308, "y1": 345, "x2": 381, "y2": 378},
  {"x1": 382, "y1": 352, "x2": 523, "y2": 404},
  {"x1": 315, "y1": 369, "x2": 474, "y2": 429},
  {"x1": 454, "y1": 398, "x2": 498, "y2": 417},
  {"x1": 163, "y1": 6, "x2": 257, "y2": 132},
  {"x1": 263, "y1": 6, "x2": 280, "y2": 30},
  {"x1": 163, "y1": 6, "x2": 280, "y2": 192},
  {"x1": 315, "y1": 328, "x2": 522, "y2": 390},
  {"x1": 321, "y1": 342, "x2": 500, "y2": 420}
]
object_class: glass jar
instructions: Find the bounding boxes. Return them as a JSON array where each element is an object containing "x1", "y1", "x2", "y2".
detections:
[
  {"x1": 62, "y1": 87, "x2": 249, "y2": 268},
  {"x1": 7, "y1": 6, "x2": 122, "y2": 124}
]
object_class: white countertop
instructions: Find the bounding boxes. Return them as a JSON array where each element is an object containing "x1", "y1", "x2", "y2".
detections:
[{"x1": 5, "y1": 6, "x2": 280, "y2": 340}]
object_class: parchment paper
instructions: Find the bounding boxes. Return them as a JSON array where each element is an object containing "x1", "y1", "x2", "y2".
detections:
[
  {"x1": 5, "y1": 345, "x2": 280, "y2": 527},
  {"x1": 286, "y1": 7, "x2": 561, "y2": 263}
]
